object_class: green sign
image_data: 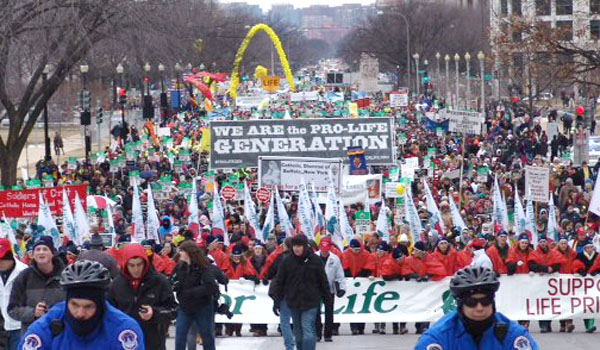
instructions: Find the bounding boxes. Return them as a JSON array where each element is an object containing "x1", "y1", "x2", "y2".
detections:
[
  {"x1": 228, "y1": 173, "x2": 240, "y2": 183},
  {"x1": 355, "y1": 210, "x2": 371, "y2": 220},
  {"x1": 129, "y1": 171, "x2": 140, "y2": 179},
  {"x1": 26, "y1": 179, "x2": 41, "y2": 189},
  {"x1": 11, "y1": 185, "x2": 22, "y2": 190},
  {"x1": 160, "y1": 175, "x2": 172, "y2": 185},
  {"x1": 484, "y1": 75, "x2": 493, "y2": 81},
  {"x1": 151, "y1": 182, "x2": 163, "y2": 191}
]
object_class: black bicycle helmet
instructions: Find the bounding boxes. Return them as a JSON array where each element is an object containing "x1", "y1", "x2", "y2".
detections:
[
  {"x1": 60, "y1": 260, "x2": 110, "y2": 289},
  {"x1": 449, "y1": 266, "x2": 499, "y2": 298}
]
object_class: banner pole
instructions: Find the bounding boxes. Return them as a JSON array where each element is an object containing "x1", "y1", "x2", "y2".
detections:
[{"x1": 458, "y1": 132, "x2": 466, "y2": 211}]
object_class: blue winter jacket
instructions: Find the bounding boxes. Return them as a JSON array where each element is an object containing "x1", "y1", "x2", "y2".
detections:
[
  {"x1": 18, "y1": 301, "x2": 145, "y2": 350},
  {"x1": 415, "y1": 311, "x2": 538, "y2": 350}
]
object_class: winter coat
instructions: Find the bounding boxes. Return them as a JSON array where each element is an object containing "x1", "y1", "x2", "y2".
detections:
[
  {"x1": 0, "y1": 259, "x2": 28, "y2": 331},
  {"x1": 172, "y1": 261, "x2": 219, "y2": 314},
  {"x1": 341, "y1": 248, "x2": 375, "y2": 277},
  {"x1": 269, "y1": 249, "x2": 330, "y2": 311},
  {"x1": 8, "y1": 258, "x2": 66, "y2": 333},
  {"x1": 527, "y1": 246, "x2": 567, "y2": 273},
  {"x1": 506, "y1": 247, "x2": 532, "y2": 274},
  {"x1": 108, "y1": 244, "x2": 177, "y2": 350},
  {"x1": 403, "y1": 254, "x2": 447, "y2": 280},
  {"x1": 486, "y1": 244, "x2": 509, "y2": 275},
  {"x1": 316, "y1": 252, "x2": 345, "y2": 295}
]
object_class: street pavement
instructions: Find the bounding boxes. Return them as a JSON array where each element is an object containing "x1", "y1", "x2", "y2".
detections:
[{"x1": 166, "y1": 323, "x2": 600, "y2": 349}]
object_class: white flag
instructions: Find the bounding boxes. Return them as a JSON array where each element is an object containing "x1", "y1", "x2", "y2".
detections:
[
  {"x1": 244, "y1": 181, "x2": 262, "y2": 240},
  {"x1": 262, "y1": 193, "x2": 275, "y2": 242},
  {"x1": 514, "y1": 188, "x2": 526, "y2": 235},
  {"x1": 297, "y1": 177, "x2": 315, "y2": 239},
  {"x1": 338, "y1": 196, "x2": 354, "y2": 244},
  {"x1": 449, "y1": 194, "x2": 467, "y2": 236},
  {"x1": 325, "y1": 179, "x2": 342, "y2": 247},
  {"x1": 62, "y1": 189, "x2": 77, "y2": 244},
  {"x1": 1, "y1": 214, "x2": 21, "y2": 258},
  {"x1": 404, "y1": 186, "x2": 423, "y2": 242},
  {"x1": 526, "y1": 190, "x2": 537, "y2": 246},
  {"x1": 212, "y1": 183, "x2": 228, "y2": 245},
  {"x1": 423, "y1": 180, "x2": 445, "y2": 233},
  {"x1": 188, "y1": 180, "x2": 200, "y2": 238},
  {"x1": 547, "y1": 194, "x2": 559, "y2": 241},
  {"x1": 105, "y1": 201, "x2": 116, "y2": 236},
  {"x1": 37, "y1": 192, "x2": 60, "y2": 249},
  {"x1": 275, "y1": 188, "x2": 294, "y2": 238},
  {"x1": 73, "y1": 193, "x2": 89, "y2": 246},
  {"x1": 589, "y1": 173, "x2": 600, "y2": 216},
  {"x1": 310, "y1": 183, "x2": 325, "y2": 237},
  {"x1": 492, "y1": 176, "x2": 509, "y2": 233},
  {"x1": 146, "y1": 186, "x2": 160, "y2": 242},
  {"x1": 376, "y1": 205, "x2": 390, "y2": 242},
  {"x1": 131, "y1": 179, "x2": 146, "y2": 242}
]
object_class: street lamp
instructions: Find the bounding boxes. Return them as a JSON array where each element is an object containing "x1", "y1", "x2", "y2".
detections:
[
  {"x1": 42, "y1": 64, "x2": 51, "y2": 161},
  {"x1": 423, "y1": 59, "x2": 429, "y2": 95},
  {"x1": 80, "y1": 64, "x2": 90, "y2": 161},
  {"x1": 435, "y1": 52, "x2": 441, "y2": 83},
  {"x1": 454, "y1": 53, "x2": 460, "y2": 108},
  {"x1": 158, "y1": 63, "x2": 166, "y2": 119},
  {"x1": 444, "y1": 54, "x2": 450, "y2": 105},
  {"x1": 396, "y1": 65, "x2": 400, "y2": 89},
  {"x1": 199, "y1": 63, "x2": 205, "y2": 71},
  {"x1": 144, "y1": 63, "x2": 151, "y2": 96},
  {"x1": 377, "y1": 10, "x2": 411, "y2": 92},
  {"x1": 413, "y1": 53, "x2": 420, "y2": 96},
  {"x1": 477, "y1": 51, "x2": 486, "y2": 112},
  {"x1": 465, "y1": 52, "x2": 471, "y2": 109}
]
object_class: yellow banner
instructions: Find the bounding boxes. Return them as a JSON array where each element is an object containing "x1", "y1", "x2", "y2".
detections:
[{"x1": 261, "y1": 76, "x2": 281, "y2": 93}]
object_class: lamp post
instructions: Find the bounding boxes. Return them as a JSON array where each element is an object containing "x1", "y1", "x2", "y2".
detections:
[
  {"x1": 144, "y1": 62, "x2": 151, "y2": 96},
  {"x1": 158, "y1": 63, "x2": 166, "y2": 119},
  {"x1": 80, "y1": 64, "x2": 90, "y2": 161},
  {"x1": 175, "y1": 63, "x2": 182, "y2": 110},
  {"x1": 478, "y1": 51, "x2": 486, "y2": 112},
  {"x1": 413, "y1": 53, "x2": 420, "y2": 96},
  {"x1": 465, "y1": 52, "x2": 471, "y2": 109},
  {"x1": 377, "y1": 10, "x2": 411, "y2": 91},
  {"x1": 396, "y1": 65, "x2": 400, "y2": 89},
  {"x1": 454, "y1": 53, "x2": 460, "y2": 109},
  {"x1": 423, "y1": 59, "x2": 429, "y2": 95},
  {"x1": 444, "y1": 54, "x2": 450, "y2": 105},
  {"x1": 435, "y1": 52, "x2": 441, "y2": 84},
  {"x1": 42, "y1": 64, "x2": 51, "y2": 161}
]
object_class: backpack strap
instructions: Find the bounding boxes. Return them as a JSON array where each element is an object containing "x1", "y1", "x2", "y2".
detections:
[{"x1": 495, "y1": 322, "x2": 508, "y2": 344}]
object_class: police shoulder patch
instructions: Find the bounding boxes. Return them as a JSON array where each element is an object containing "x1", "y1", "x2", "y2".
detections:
[
  {"x1": 23, "y1": 334, "x2": 42, "y2": 350},
  {"x1": 426, "y1": 344, "x2": 443, "y2": 350},
  {"x1": 118, "y1": 329, "x2": 138, "y2": 350},
  {"x1": 513, "y1": 335, "x2": 532, "y2": 350}
]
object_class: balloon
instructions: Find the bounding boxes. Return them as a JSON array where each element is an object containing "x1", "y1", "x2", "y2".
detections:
[
  {"x1": 576, "y1": 106, "x2": 585, "y2": 115},
  {"x1": 254, "y1": 65, "x2": 268, "y2": 80},
  {"x1": 396, "y1": 184, "x2": 405, "y2": 195}
]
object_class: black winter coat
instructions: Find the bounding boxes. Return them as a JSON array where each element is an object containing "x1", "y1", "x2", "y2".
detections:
[
  {"x1": 108, "y1": 269, "x2": 177, "y2": 350},
  {"x1": 269, "y1": 249, "x2": 330, "y2": 311},
  {"x1": 172, "y1": 262, "x2": 219, "y2": 314}
]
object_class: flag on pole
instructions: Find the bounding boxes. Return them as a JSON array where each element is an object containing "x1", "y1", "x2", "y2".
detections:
[
  {"x1": 514, "y1": 188, "x2": 526, "y2": 235},
  {"x1": 262, "y1": 194, "x2": 275, "y2": 242},
  {"x1": 1, "y1": 213, "x2": 22, "y2": 259},
  {"x1": 131, "y1": 179, "x2": 146, "y2": 242},
  {"x1": 492, "y1": 176, "x2": 509, "y2": 233},
  {"x1": 146, "y1": 185, "x2": 160, "y2": 242},
  {"x1": 188, "y1": 180, "x2": 200, "y2": 238},
  {"x1": 212, "y1": 183, "x2": 228, "y2": 245},
  {"x1": 404, "y1": 186, "x2": 423, "y2": 242},
  {"x1": 325, "y1": 179, "x2": 342, "y2": 248},
  {"x1": 363, "y1": 190, "x2": 371, "y2": 217},
  {"x1": 448, "y1": 194, "x2": 467, "y2": 236},
  {"x1": 547, "y1": 194, "x2": 559, "y2": 241},
  {"x1": 73, "y1": 193, "x2": 89, "y2": 246},
  {"x1": 105, "y1": 201, "x2": 116, "y2": 236},
  {"x1": 62, "y1": 189, "x2": 77, "y2": 244},
  {"x1": 525, "y1": 191, "x2": 537, "y2": 246},
  {"x1": 423, "y1": 180, "x2": 445, "y2": 234},
  {"x1": 244, "y1": 181, "x2": 262, "y2": 240},
  {"x1": 310, "y1": 183, "x2": 325, "y2": 237},
  {"x1": 376, "y1": 205, "x2": 390, "y2": 242},
  {"x1": 37, "y1": 192, "x2": 60, "y2": 249},
  {"x1": 297, "y1": 177, "x2": 315, "y2": 239},
  {"x1": 275, "y1": 188, "x2": 294, "y2": 238},
  {"x1": 338, "y1": 196, "x2": 354, "y2": 244}
]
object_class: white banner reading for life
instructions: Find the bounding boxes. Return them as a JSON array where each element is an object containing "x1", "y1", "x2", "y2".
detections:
[
  {"x1": 214, "y1": 275, "x2": 600, "y2": 324},
  {"x1": 525, "y1": 166, "x2": 550, "y2": 202}
]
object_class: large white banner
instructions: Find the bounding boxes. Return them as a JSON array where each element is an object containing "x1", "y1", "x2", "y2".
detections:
[
  {"x1": 525, "y1": 166, "x2": 550, "y2": 202},
  {"x1": 258, "y1": 156, "x2": 342, "y2": 193},
  {"x1": 215, "y1": 275, "x2": 600, "y2": 323},
  {"x1": 290, "y1": 91, "x2": 319, "y2": 102}
]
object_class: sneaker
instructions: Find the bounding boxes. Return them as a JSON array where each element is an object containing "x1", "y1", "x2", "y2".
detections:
[
  {"x1": 372, "y1": 329, "x2": 380, "y2": 334},
  {"x1": 586, "y1": 326, "x2": 596, "y2": 333},
  {"x1": 358, "y1": 329, "x2": 365, "y2": 335},
  {"x1": 400, "y1": 328, "x2": 409, "y2": 335},
  {"x1": 351, "y1": 329, "x2": 359, "y2": 335},
  {"x1": 393, "y1": 329, "x2": 399, "y2": 335},
  {"x1": 566, "y1": 324, "x2": 575, "y2": 333},
  {"x1": 380, "y1": 330, "x2": 386, "y2": 335},
  {"x1": 324, "y1": 337, "x2": 333, "y2": 342}
]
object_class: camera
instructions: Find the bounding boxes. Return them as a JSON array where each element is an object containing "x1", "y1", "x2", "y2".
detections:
[{"x1": 215, "y1": 303, "x2": 234, "y2": 319}]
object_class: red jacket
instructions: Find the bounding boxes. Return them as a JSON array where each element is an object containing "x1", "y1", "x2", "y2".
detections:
[
  {"x1": 403, "y1": 253, "x2": 447, "y2": 280},
  {"x1": 486, "y1": 244, "x2": 509, "y2": 275},
  {"x1": 431, "y1": 248, "x2": 457, "y2": 276},
  {"x1": 555, "y1": 247, "x2": 578, "y2": 274},
  {"x1": 380, "y1": 258, "x2": 406, "y2": 279},
  {"x1": 209, "y1": 249, "x2": 228, "y2": 270},
  {"x1": 528, "y1": 246, "x2": 567, "y2": 271},
  {"x1": 454, "y1": 250, "x2": 473, "y2": 271},
  {"x1": 259, "y1": 247, "x2": 284, "y2": 280},
  {"x1": 506, "y1": 247, "x2": 531, "y2": 274},
  {"x1": 342, "y1": 248, "x2": 375, "y2": 277},
  {"x1": 372, "y1": 252, "x2": 392, "y2": 277},
  {"x1": 223, "y1": 258, "x2": 257, "y2": 280}
]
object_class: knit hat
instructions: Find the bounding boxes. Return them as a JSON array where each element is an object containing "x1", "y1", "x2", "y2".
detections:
[
  {"x1": 33, "y1": 236, "x2": 56, "y2": 254},
  {"x1": 291, "y1": 234, "x2": 308, "y2": 247},
  {"x1": 349, "y1": 239, "x2": 361, "y2": 248},
  {"x1": 538, "y1": 235, "x2": 548, "y2": 243},
  {"x1": 413, "y1": 241, "x2": 426, "y2": 252},
  {"x1": 231, "y1": 245, "x2": 243, "y2": 256},
  {"x1": 518, "y1": 233, "x2": 530, "y2": 242},
  {"x1": 377, "y1": 242, "x2": 390, "y2": 252},
  {"x1": 392, "y1": 247, "x2": 405, "y2": 259},
  {"x1": 319, "y1": 237, "x2": 332, "y2": 252}
]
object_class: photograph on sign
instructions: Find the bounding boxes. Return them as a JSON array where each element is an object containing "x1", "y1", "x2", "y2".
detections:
[
  {"x1": 210, "y1": 118, "x2": 394, "y2": 169},
  {"x1": 525, "y1": 166, "x2": 549, "y2": 202},
  {"x1": 341, "y1": 174, "x2": 382, "y2": 204},
  {"x1": 258, "y1": 156, "x2": 342, "y2": 193}
]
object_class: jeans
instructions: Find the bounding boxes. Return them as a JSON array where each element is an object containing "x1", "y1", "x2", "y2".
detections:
[
  {"x1": 280, "y1": 301, "x2": 295, "y2": 350},
  {"x1": 186, "y1": 323, "x2": 199, "y2": 350},
  {"x1": 7, "y1": 330, "x2": 19, "y2": 350},
  {"x1": 289, "y1": 307, "x2": 318, "y2": 350},
  {"x1": 316, "y1": 293, "x2": 334, "y2": 339},
  {"x1": 175, "y1": 304, "x2": 215, "y2": 350}
]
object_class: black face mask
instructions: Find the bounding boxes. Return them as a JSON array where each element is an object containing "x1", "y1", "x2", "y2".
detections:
[{"x1": 64, "y1": 301, "x2": 105, "y2": 337}]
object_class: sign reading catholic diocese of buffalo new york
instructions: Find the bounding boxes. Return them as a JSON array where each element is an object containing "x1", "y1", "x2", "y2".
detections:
[{"x1": 209, "y1": 118, "x2": 394, "y2": 169}]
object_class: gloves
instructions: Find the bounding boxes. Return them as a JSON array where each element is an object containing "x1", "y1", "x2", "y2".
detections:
[
  {"x1": 262, "y1": 279, "x2": 269, "y2": 286},
  {"x1": 579, "y1": 270, "x2": 587, "y2": 277},
  {"x1": 368, "y1": 275, "x2": 375, "y2": 281},
  {"x1": 405, "y1": 274, "x2": 418, "y2": 281},
  {"x1": 336, "y1": 289, "x2": 346, "y2": 298},
  {"x1": 253, "y1": 277, "x2": 260, "y2": 285},
  {"x1": 272, "y1": 301, "x2": 280, "y2": 316},
  {"x1": 517, "y1": 260, "x2": 524, "y2": 267}
]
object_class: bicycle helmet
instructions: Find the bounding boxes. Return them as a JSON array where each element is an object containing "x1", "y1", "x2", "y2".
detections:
[
  {"x1": 60, "y1": 260, "x2": 110, "y2": 289},
  {"x1": 449, "y1": 266, "x2": 499, "y2": 298}
]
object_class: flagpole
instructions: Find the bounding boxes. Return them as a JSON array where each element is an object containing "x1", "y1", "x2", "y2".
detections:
[{"x1": 458, "y1": 132, "x2": 466, "y2": 210}]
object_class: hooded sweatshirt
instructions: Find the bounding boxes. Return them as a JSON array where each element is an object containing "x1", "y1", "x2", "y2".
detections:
[{"x1": 121, "y1": 244, "x2": 150, "y2": 291}]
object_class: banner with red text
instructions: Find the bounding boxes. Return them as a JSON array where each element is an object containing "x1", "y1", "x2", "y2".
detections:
[
  {"x1": 0, "y1": 185, "x2": 87, "y2": 218},
  {"x1": 214, "y1": 275, "x2": 600, "y2": 323}
]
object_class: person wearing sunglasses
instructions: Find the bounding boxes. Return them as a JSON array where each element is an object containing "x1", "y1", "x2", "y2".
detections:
[{"x1": 415, "y1": 266, "x2": 538, "y2": 350}]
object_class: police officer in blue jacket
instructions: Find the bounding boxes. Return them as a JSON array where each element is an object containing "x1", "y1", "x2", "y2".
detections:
[
  {"x1": 18, "y1": 260, "x2": 145, "y2": 350},
  {"x1": 415, "y1": 266, "x2": 538, "y2": 350}
]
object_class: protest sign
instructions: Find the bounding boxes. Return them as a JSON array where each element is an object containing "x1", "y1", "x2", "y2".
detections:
[
  {"x1": 347, "y1": 146, "x2": 368, "y2": 175},
  {"x1": 215, "y1": 275, "x2": 600, "y2": 323},
  {"x1": 389, "y1": 88, "x2": 409, "y2": 107},
  {"x1": 0, "y1": 185, "x2": 87, "y2": 218},
  {"x1": 446, "y1": 110, "x2": 483, "y2": 134},
  {"x1": 261, "y1": 76, "x2": 281, "y2": 93},
  {"x1": 354, "y1": 210, "x2": 371, "y2": 235},
  {"x1": 290, "y1": 91, "x2": 319, "y2": 102},
  {"x1": 235, "y1": 95, "x2": 267, "y2": 108},
  {"x1": 341, "y1": 174, "x2": 382, "y2": 204},
  {"x1": 525, "y1": 166, "x2": 550, "y2": 202},
  {"x1": 258, "y1": 156, "x2": 342, "y2": 193},
  {"x1": 210, "y1": 118, "x2": 394, "y2": 169}
]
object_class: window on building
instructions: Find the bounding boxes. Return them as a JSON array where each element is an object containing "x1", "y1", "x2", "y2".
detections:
[
  {"x1": 556, "y1": 21, "x2": 573, "y2": 40},
  {"x1": 536, "y1": 0, "x2": 551, "y2": 16},
  {"x1": 511, "y1": 0, "x2": 522, "y2": 15},
  {"x1": 592, "y1": 20, "x2": 600, "y2": 40},
  {"x1": 501, "y1": 0, "x2": 508, "y2": 16},
  {"x1": 556, "y1": 0, "x2": 573, "y2": 15},
  {"x1": 591, "y1": 0, "x2": 600, "y2": 14}
]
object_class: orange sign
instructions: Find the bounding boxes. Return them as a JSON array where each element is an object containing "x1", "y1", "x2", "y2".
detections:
[{"x1": 261, "y1": 76, "x2": 281, "y2": 93}]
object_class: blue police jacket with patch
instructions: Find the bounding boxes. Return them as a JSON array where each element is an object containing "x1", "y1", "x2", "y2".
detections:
[
  {"x1": 415, "y1": 311, "x2": 539, "y2": 350},
  {"x1": 19, "y1": 301, "x2": 145, "y2": 350}
]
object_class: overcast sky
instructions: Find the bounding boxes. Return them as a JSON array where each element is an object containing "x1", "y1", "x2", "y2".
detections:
[{"x1": 220, "y1": 0, "x2": 376, "y2": 12}]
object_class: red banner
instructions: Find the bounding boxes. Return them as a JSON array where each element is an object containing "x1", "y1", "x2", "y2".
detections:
[{"x1": 0, "y1": 185, "x2": 88, "y2": 218}]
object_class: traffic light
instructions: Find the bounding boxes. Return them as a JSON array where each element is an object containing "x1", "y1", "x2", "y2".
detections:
[
  {"x1": 96, "y1": 107, "x2": 103, "y2": 124},
  {"x1": 142, "y1": 95, "x2": 154, "y2": 119},
  {"x1": 80, "y1": 110, "x2": 91, "y2": 125},
  {"x1": 160, "y1": 92, "x2": 168, "y2": 109},
  {"x1": 118, "y1": 88, "x2": 127, "y2": 105},
  {"x1": 81, "y1": 89, "x2": 90, "y2": 111}
]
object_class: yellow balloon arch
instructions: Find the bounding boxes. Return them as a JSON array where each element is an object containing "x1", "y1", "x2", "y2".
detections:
[{"x1": 228, "y1": 24, "x2": 295, "y2": 99}]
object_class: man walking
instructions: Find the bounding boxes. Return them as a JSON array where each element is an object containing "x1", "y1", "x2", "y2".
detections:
[
  {"x1": 0, "y1": 238, "x2": 28, "y2": 349},
  {"x1": 269, "y1": 234, "x2": 330, "y2": 350}
]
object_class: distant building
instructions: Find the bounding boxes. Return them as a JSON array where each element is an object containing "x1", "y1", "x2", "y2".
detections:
[{"x1": 219, "y1": 2, "x2": 263, "y2": 18}]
